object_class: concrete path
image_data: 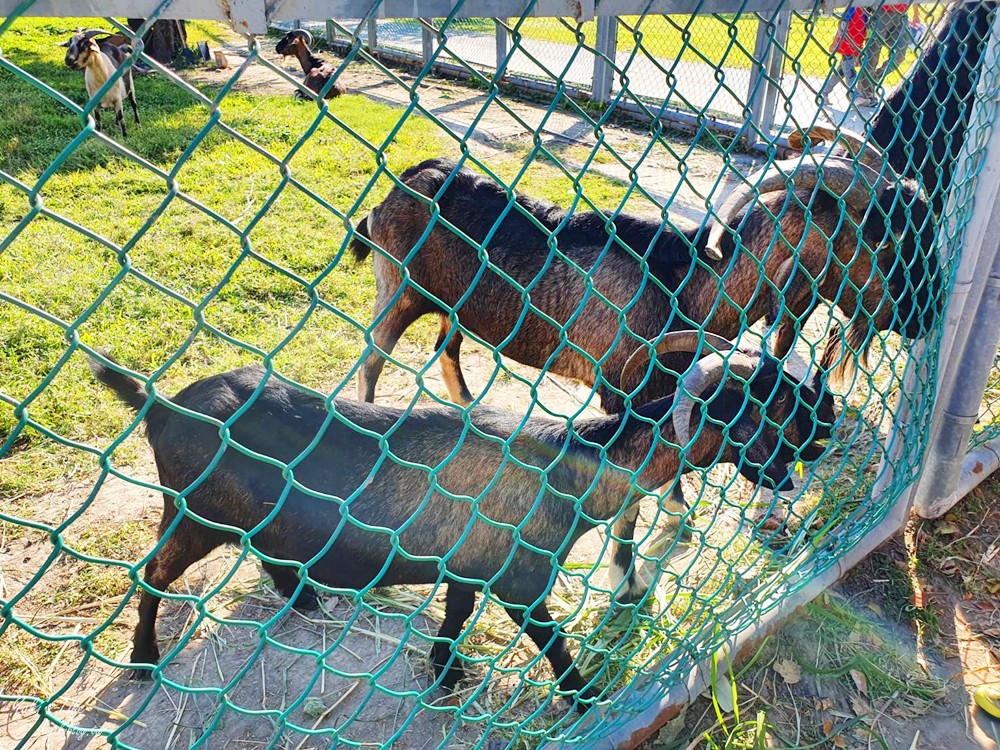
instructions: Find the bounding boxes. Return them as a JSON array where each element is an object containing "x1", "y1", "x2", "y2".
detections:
[{"x1": 316, "y1": 18, "x2": 870, "y2": 136}]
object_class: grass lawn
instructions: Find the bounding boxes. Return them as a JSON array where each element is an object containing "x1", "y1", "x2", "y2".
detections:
[{"x1": 0, "y1": 16, "x2": 642, "y2": 499}]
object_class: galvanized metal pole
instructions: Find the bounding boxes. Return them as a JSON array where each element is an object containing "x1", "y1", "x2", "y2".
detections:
[
  {"x1": 745, "y1": 11, "x2": 789, "y2": 148},
  {"x1": 910, "y1": 7, "x2": 1000, "y2": 518},
  {"x1": 592, "y1": 15, "x2": 618, "y2": 104},
  {"x1": 367, "y1": 16, "x2": 378, "y2": 51},
  {"x1": 495, "y1": 18, "x2": 508, "y2": 70},
  {"x1": 421, "y1": 19, "x2": 434, "y2": 65}
]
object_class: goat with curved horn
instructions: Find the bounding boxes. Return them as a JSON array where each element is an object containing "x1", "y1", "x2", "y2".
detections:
[{"x1": 705, "y1": 146, "x2": 890, "y2": 257}]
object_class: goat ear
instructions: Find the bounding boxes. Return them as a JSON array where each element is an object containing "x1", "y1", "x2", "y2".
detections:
[{"x1": 58, "y1": 40, "x2": 71, "y2": 47}]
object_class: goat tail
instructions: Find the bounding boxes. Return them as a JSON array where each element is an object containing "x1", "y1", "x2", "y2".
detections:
[
  {"x1": 349, "y1": 214, "x2": 372, "y2": 263},
  {"x1": 86, "y1": 352, "x2": 170, "y2": 435}
]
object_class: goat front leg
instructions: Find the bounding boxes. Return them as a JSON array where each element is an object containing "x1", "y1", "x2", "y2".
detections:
[
  {"x1": 505, "y1": 600, "x2": 596, "y2": 714},
  {"x1": 614, "y1": 483, "x2": 692, "y2": 604},
  {"x1": 126, "y1": 77, "x2": 140, "y2": 126},
  {"x1": 116, "y1": 104, "x2": 128, "y2": 138},
  {"x1": 92, "y1": 108, "x2": 102, "y2": 133},
  {"x1": 436, "y1": 315, "x2": 474, "y2": 405},
  {"x1": 608, "y1": 502, "x2": 641, "y2": 603},
  {"x1": 768, "y1": 257, "x2": 819, "y2": 359},
  {"x1": 430, "y1": 584, "x2": 477, "y2": 692},
  {"x1": 262, "y1": 562, "x2": 319, "y2": 611}
]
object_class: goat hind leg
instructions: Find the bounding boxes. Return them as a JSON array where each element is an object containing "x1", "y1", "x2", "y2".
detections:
[
  {"x1": 131, "y1": 515, "x2": 223, "y2": 679},
  {"x1": 430, "y1": 585, "x2": 477, "y2": 692},
  {"x1": 127, "y1": 79, "x2": 140, "y2": 125},
  {"x1": 262, "y1": 562, "x2": 319, "y2": 611},
  {"x1": 358, "y1": 289, "x2": 425, "y2": 402},
  {"x1": 436, "y1": 316, "x2": 474, "y2": 405}
]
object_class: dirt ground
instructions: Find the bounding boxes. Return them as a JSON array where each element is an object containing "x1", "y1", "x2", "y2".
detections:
[{"x1": 6, "y1": 28, "x2": 1000, "y2": 750}]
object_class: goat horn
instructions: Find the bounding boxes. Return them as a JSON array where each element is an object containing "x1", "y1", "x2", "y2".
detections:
[
  {"x1": 295, "y1": 29, "x2": 314, "y2": 46},
  {"x1": 704, "y1": 155, "x2": 886, "y2": 257},
  {"x1": 789, "y1": 126, "x2": 887, "y2": 175},
  {"x1": 619, "y1": 330, "x2": 734, "y2": 396},
  {"x1": 82, "y1": 29, "x2": 114, "y2": 38},
  {"x1": 672, "y1": 349, "x2": 759, "y2": 452}
]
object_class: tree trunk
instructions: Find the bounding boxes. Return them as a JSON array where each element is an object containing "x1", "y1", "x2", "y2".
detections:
[{"x1": 127, "y1": 19, "x2": 188, "y2": 65}]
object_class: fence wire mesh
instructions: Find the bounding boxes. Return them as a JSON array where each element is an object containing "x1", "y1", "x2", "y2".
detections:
[{"x1": 0, "y1": 0, "x2": 998, "y2": 748}]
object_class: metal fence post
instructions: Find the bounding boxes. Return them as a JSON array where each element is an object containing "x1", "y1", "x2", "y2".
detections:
[
  {"x1": 421, "y1": 19, "x2": 434, "y2": 65},
  {"x1": 495, "y1": 18, "x2": 508, "y2": 69},
  {"x1": 746, "y1": 11, "x2": 789, "y2": 148},
  {"x1": 909, "y1": 7, "x2": 1000, "y2": 518},
  {"x1": 367, "y1": 16, "x2": 378, "y2": 50},
  {"x1": 592, "y1": 15, "x2": 618, "y2": 104}
]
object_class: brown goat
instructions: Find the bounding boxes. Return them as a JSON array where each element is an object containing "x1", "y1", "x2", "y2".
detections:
[
  {"x1": 351, "y1": 156, "x2": 938, "y2": 414},
  {"x1": 275, "y1": 29, "x2": 344, "y2": 100}
]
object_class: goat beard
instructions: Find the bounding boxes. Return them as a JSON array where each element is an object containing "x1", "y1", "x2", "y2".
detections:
[{"x1": 821, "y1": 319, "x2": 872, "y2": 388}]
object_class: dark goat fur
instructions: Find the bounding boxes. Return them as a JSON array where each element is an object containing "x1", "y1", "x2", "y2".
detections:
[
  {"x1": 89, "y1": 351, "x2": 832, "y2": 707},
  {"x1": 871, "y1": 1, "x2": 998, "y2": 217},
  {"x1": 275, "y1": 30, "x2": 344, "y2": 100},
  {"x1": 351, "y1": 158, "x2": 938, "y2": 413}
]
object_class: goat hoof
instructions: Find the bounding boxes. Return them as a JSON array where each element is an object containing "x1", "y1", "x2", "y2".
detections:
[
  {"x1": 128, "y1": 667, "x2": 154, "y2": 681},
  {"x1": 290, "y1": 585, "x2": 320, "y2": 611},
  {"x1": 612, "y1": 578, "x2": 645, "y2": 607}
]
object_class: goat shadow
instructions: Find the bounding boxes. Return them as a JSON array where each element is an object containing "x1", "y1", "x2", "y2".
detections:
[{"x1": 35, "y1": 576, "x2": 496, "y2": 750}]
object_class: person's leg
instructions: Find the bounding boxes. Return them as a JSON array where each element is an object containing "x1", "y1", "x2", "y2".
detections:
[
  {"x1": 877, "y1": 10, "x2": 909, "y2": 82},
  {"x1": 840, "y1": 55, "x2": 859, "y2": 89},
  {"x1": 857, "y1": 7, "x2": 888, "y2": 99}
]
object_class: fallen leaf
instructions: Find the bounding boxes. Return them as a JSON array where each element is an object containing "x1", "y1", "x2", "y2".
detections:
[
  {"x1": 982, "y1": 626, "x2": 1000, "y2": 639},
  {"x1": 867, "y1": 602, "x2": 884, "y2": 617},
  {"x1": 302, "y1": 696, "x2": 326, "y2": 718},
  {"x1": 935, "y1": 521, "x2": 960, "y2": 535},
  {"x1": 833, "y1": 734, "x2": 849, "y2": 748},
  {"x1": 822, "y1": 718, "x2": 834, "y2": 735},
  {"x1": 851, "y1": 696, "x2": 874, "y2": 722},
  {"x1": 850, "y1": 669, "x2": 869, "y2": 696},
  {"x1": 945, "y1": 512, "x2": 959, "y2": 522},
  {"x1": 774, "y1": 658, "x2": 801, "y2": 684},
  {"x1": 939, "y1": 558, "x2": 961, "y2": 576},
  {"x1": 987, "y1": 580, "x2": 1000, "y2": 595},
  {"x1": 848, "y1": 631, "x2": 864, "y2": 644}
]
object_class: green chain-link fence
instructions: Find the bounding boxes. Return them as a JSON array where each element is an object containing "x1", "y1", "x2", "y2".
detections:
[{"x1": 1, "y1": 0, "x2": 999, "y2": 747}]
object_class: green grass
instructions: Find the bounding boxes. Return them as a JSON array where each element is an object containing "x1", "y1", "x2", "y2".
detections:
[{"x1": 0, "y1": 17, "x2": 640, "y2": 498}]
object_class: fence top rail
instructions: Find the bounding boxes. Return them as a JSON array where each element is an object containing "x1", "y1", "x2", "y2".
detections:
[{"x1": 1, "y1": 0, "x2": 980, "y2": 32}]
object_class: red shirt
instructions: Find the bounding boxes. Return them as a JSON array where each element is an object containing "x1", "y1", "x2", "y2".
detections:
[
  {"x1": 885, "y1": 4, "x2": 909, "y2": 10},
  {"x1": 838, "y1": 8, "x2": 867, "y2": 56}
]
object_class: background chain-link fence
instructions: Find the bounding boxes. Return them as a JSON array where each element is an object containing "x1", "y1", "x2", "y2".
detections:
[
  {"x1": 2, "y1": 0, "x2": 1000, "y2": 748},
  {"x1": 284, "y1": 4, "x2": 942, "y2": 146}
]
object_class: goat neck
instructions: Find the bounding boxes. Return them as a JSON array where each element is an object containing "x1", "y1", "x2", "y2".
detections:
[{"x1": 295, "y1": 44, "x2": 325, "y2": 77}]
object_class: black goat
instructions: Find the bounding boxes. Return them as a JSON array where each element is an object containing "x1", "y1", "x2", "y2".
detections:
[
  {"x1": 275, "y1": 29, "x2": 344, "y2": 100},
  {"x1": 61, "y1": 29, "x2": 139, "y2": 138},
  {"x1": 88, "y1": 331, "x2": 832, "y2": 709},
  {"x1": 871, "y1": 1, "x2": 998, "y2": 218}
]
